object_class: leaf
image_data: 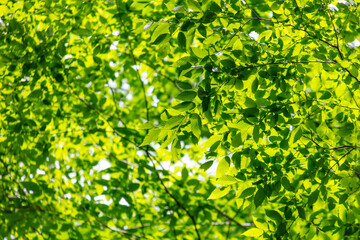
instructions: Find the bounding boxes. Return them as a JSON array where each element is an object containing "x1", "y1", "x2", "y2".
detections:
[
  {"x1": 221, "y1": 58, "x2": 236, "y2": 69},
  {"x1": 244, "y1": 97, "x2": 257, "y2": 108},
  {"x1": 231, "y1": 132, "x2": 242, "y2": 147},
  {"x1": 190, "y1": 113, "x2": 202, "y2": 139},
  {"x1": 297, "y1": 206, "x2": 306, "y2": 219},
  {"x1": 129, "y1": 183, "x2": 140, "y2": 192},
  {"x1": 216, "y1": 175, "x2": 237, "y2": 185},
  {"x1": 28, "y1": 89, "x2": 43, "y2": 99},
  {"x1": 232, "y1": 152, "x2": 241, "y2": 170},
  {"x1": 22, "y1": 181, "x2": 41, "y2": 196},
  {"x1": 235, "y1": 79, "x2": 243, "y2": 90},
  {"x1": 151, "y1": 23, "x2": 170, "y2": 43},
  {"x1": 187, "y1": 0, "x2": 202, "y2": 11},
  {"x1": 172, "y1": 101, "x2": 195, "y2": 111},
  {"x1": 254, "y1": 187, "x2": 266, "y2": 207},
  {"x1": 139, "y1": 121, "x2": 153, "y2": 129},
  {"x1": 176, "y1": 91, "x2": 197, "y2": 101},
  {"x1": 208, "y1": 187, "x2": 230, "y2": 200},
  {"x1": 181, "y1": 168, "x2": 188, "y2": 181},
  {"x1": 152, "y1": 33, "x2": 169, "y2": 45},
  {"x1": 200, "y1": 160, "x2": 213, "y2": 171},
  {"x1": 241, "y1": 228, "x2": 263, "y2": 237},
  {"x1": 178, "y1": 32, "x2": 187, "y2": 50},
  {"x1": 163, "y1": 116, "x2": 185, "y2": 129},
  {"x1": 252, "y1": 216, "x2": 269, "y2": 231},
  {"x1": 253, "y1": 125, "x2": 260, "y2": 143},
  {"x1": 158, "y1": 43, "x2": 170, "y2": 59},
  {"x1": 276, "y1": 222, "x2": 287, "y2": 237},
  {"x1": 251, "y1": 78, "x2": 259, "y2": 93},
  {"x1": 281, "y1": 177, "x2": 293, "y2": 191},
  {"x1": 216, "y1": 157, "x2": 230, "y2": 178},
  {"x1": 233, "y1": 39, "x2": 243, "y2": 50},
  {"x1": 198, "y1": 24, "x2": 206, "y2": 37},
  {"x1": 290, "y1": 126, "x2": 302, "y2": 144},
  {"x1": 265, "y1": 209, "x2": 283, "y2": 222},
  {"x1": 259, "y1": 30, "x2": 272, "y2": 42},
  {"x1": 308, "y1": 190, "x2": 319, "y2": 206},
  {"x1": 177, "y1": 81, "x2": 193, "y2": 89},
  {"x1": 140, "y1": 128, "x2": 161, "y2": 146},
  {"x1": 240, "y1": 187, "x2": 256, "y2": 198}
]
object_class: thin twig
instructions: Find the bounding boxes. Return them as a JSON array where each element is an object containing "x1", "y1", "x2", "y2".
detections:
[
  {"x1": 213, "y1": 206, "x2": 248, "y2": 230},
  {"x1": 146, "y1": 152, "x2": 202, "y2": 240},
  {"x1": 116, "y1": 6, "x2": 149, "y2": 121}
]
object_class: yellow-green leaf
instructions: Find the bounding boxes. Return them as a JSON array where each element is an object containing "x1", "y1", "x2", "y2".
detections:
[
  {"x1": 208, "y1": 187, "x2": 230, "y2": 200},
  {"x1": 216, "y1": 157, "x2": 230, "y2": 178},
  {"x1": 241, "y1": 228, "x2": 263, "y2": 237},
  {"x1": 216, "y1": 175, "x2": 237, "y2": 185}
]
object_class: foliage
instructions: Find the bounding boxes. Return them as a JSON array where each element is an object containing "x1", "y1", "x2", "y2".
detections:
[{"x1": 1, "y1": 0, "x2": 360, "y2": 239}]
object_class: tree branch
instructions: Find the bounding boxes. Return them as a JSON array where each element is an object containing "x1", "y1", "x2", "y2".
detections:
[
  {"x1": 213, "y1": 206, "x2": 248, "y2": 230},
  {"x1": 146, "y1": 152, "x2": 202, "y2": 240}
]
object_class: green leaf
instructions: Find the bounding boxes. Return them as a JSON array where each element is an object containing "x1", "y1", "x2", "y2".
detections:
[
  {"x1": 158, "y1": 43, "x2": 170, "y2": 58},
  {"x1": 152, "y1": 33, "x2": 169, "y2": 45},
  {"x1": 254, "y1": 187, "x2": 266, "y2": 207},
  {"x1": 253, "y1": 125, "x2": 260, "y2": 143},
  {"x1": 308, "y1": 190, "x2": 319, "y2": 206},
  {"x1": 197, "y1": 24, "x2": 206, "y2": 37},
  {"x1": 151, "y1": 23, "x2": 170, "y2": 43},
  {"x1": 163, "y1": 116, "x2": 185, "y2": 129},
  {"x1": 232, "y1": 152, "x2": 241, "y2": 170},
  {"x1": 231, "y1": 132, "x2": 242, "y2": 148},
  {"x1": 190, "y1": 113, "x2": 202, "y2": 139},
  {"x1": 265, "y1": 209, "x2": 283, "y2": 223},
  {"x1": 22, "y1": 181, "x2": 41, "y2": 196},
  {"x1": 259, "y1": 30, "x2": 272, "y2": 42},
  {"x1": 177, "y1": 81, "x2": 193, "y2": 89},
  {"x1": 139, "y1": 121, "x2": 154, "y2": 129},
  {"x1": 200, "y1": 160, "x2": 213, "y2": 171},
  {"x1": 176, "y1": 91, "x2": 197, "y2": 101},
  {"x1": 172, "y1": 101, "x2": 195, "y2": 111},
  {"x1": 251, "y1": 79, "x2": 259, "y2": 93},
  {"x1": 233, "y1": 39, "x2": 243, "y2": 50},
  {"x1": 208, "y1": 187, "x2": 230, "y2": 200},
  {"x1": 28, "y1": 89, "x2": 43, "y2": 99},
  {"x1": 187, "y1": 0, "x2": 202, "y2": 12},
  {"x1": 290, "y1": 126, "x2": 302, "y2": 144},
  {"x1": 235, "y1": 79, "x2": 243, "y2": 90},
  {"x1": 281, "y1": 177, "x2": 293, "y2": 191},
  {"x1": 140, "y1": 128, "x2": 161, "y2": 146},
  {"x1": 240, "y1": 187, "x2": 256, "y2": 198},
  {"x1": 178, "y1": 32, "x2": 187, "y2": 50},
  {"x1": 129, "y1": 183, "x2": 140, "y2": 192},
  {"x1": 244, "y1": 97, "x2": 257, "y2": 108},
  {"x1": 253, "y1": 216, "x2": 269, "y2": 231},
  {"x1": 297, "y1": 206, "x2": 306, "y2": 219},
  {"x1": 181, "y1": 168, "x2": 188, "y2": 181}
]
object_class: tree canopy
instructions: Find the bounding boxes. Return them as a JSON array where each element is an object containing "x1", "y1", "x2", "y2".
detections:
[{"x1": 1, "y1": 0, "x2": 360, "y2": 239}]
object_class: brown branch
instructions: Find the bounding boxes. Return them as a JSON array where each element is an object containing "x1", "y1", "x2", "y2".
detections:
[
  {"x1": 213, "y1": 206, "x2": 248, "y2": 230},
  {"x1": 246, "y1": 6, "x2": 273, "y2": 22},
  {"x1": 146, "y1": 152, "x2": 202, "y2": 240},
  {"x1": 322, "y1": 0, "x2": 344, "y2": 60},
  {"x1": 129, "y1": 54, "x2": 183, "y2": 91},
  {"x1": 239, "y1": 60, "x2": 336, "y2": 71},
  {"x1": 79, "y1": 205, "x2": 145, "y2": 239},
  {"x1": 303, "y1": 135, "x2": 360, "y2": 152},
  {"x1": 344, "y1": 68, "x2": 360, "y2": 84},
  {"x1": 116, "y1": 6, "x2": 149, "y2": 121}
]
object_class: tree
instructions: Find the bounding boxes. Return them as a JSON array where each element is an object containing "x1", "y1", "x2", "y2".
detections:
[{"x1": 1, "y1": 0, "x2": 360, "y2": 239}]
